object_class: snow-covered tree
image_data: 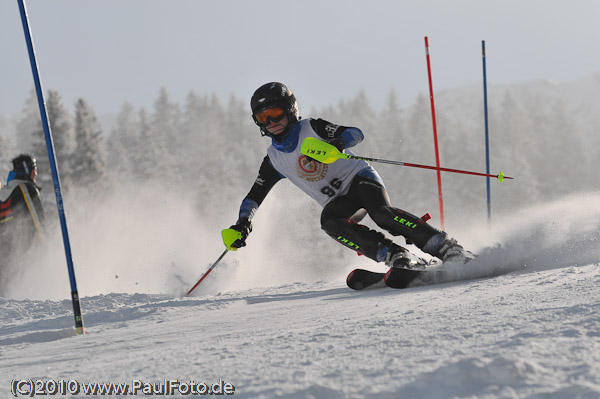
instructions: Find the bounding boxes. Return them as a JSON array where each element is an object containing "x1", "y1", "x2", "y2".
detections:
[
  {"x1": 376, "y1": 88, "x2": 405, "y2": 159},
  {"x1": 14, "y1": 88, "x2": 40, "y2": 154},
  {"x1": 0, "y1": 133, "x2": 15, "y2": 183},
  {"x1": 71, "y1": 98, "x2": 106, "y2": 188},
  {"x1": 21, "y1": 90, "x2": 73, "y2": 210},
  {"x1": 107, "y1": 101, "x2": 139, "y2": 181},
  {"x1": 543, "y1": 99, "x2": 587, "y2": 198},
  {"x1": 494, "y1": 93, "x2": 541, "y2": 207},
  {"x1": 148, "y1": 88, "x2": 179, "y2": 181},
  {"x1": 135, "y1": 107, "x2": 166, "y2": 181},
  {"x1": 151, "y1": 87, "x2": 180, "y2": 153},
  {"x1": 223, "y1": 94, "x2": 263, "y2": 185}
]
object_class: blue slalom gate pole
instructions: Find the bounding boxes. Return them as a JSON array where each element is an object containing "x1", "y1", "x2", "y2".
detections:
[
  {"x1": 17, "y1": 0, "x2": 85, "y2": 335},
  {"x1": 482, "y1": 40, "x2": 491, "y2": 223}
]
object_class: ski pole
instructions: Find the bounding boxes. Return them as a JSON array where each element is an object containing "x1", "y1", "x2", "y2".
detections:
[
  {"x1": 300, "y1": 137, "x2": 513, "y2": 182},
  {"x1": 186, "y1": 249, "x2": 228, "y2": 296}
]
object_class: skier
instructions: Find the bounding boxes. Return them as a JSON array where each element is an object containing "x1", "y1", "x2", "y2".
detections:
[
  {"x1": 223, "y1": 82, "x2": 472, "y2": 270},
  {"x1": 0, "y1": 154, "x2": 45, "y2": 291}
]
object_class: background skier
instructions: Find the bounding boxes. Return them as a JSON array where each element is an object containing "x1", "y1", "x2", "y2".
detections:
[{"x1": 0, "y1": 154, "x2": 45, "y2": 292}]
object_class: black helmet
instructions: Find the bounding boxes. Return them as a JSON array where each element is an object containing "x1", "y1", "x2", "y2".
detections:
[
  {"x1": 251, "y1": 82, "x2": 300, "y2": 137},
  {"x1": 12, "y1": 154, "x2": 37, "y2": 178}
]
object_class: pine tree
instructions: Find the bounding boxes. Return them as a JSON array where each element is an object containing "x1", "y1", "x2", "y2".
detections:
[
  {"x1": 180, "y1": 90, "x2": 206, "y2": 184},
  {"x1": 29, "y1": 90, "x2": 74, "y2": 199},
  {"x1": 197, "y1": 94, "x2": 229, "y2": 190},
  {"x1": 135, "y1": 107, "x2": 164, "y2": 180},
  {"x1": 494, "y1": 93, "x2": 541, "y2": 207},
  {"x1": 48, "y1": 90, "x2": 74, "y2": 181},
  {"x1": 107, "y1": 101, "x2": 140, "y2": 181},
  {"x1": 15, "y1": 88, "x2": 40, "y2": 153},
  {"x1": 152, "y1": 87, "x2": 180, "y2": 153},
  {"x1": 376, "y1": 88, "x2": 405, "y2": 159},
  {"x1": 148, "y1": 88, "x2": 178, "y2": 181},
  {"x1": 223, "y1": 94, "x2": 262, "y2": 185},
  {"x1": 71, "y1": 98, "x2": 106, "y2": 188},
  {"x1": 544, "y1": 98, "x2": 588, "y2": 197},
  {"x1": 0, "y1": 133, "x2": 15, "y2": 183}
]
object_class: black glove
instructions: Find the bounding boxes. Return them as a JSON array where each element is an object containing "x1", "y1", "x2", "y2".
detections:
[
  {"x1": 229, "y1": 217, "x2": 252, "y2": 249},
  {"x1": 328, "y1": 138, "x2": 345, "y2": 152}
]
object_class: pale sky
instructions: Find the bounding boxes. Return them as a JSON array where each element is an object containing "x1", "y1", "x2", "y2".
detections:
[{"x1": 2, "y1": 0, "x2": 600, "y2": 117}]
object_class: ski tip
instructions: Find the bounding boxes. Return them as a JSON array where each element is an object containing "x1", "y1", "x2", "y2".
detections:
[
  {"x1": 346, "y1": 269, "x2": 386, "y2": 290},
  {"x1": 346, "y1": 269, "x2": 357, "y2": 286}
]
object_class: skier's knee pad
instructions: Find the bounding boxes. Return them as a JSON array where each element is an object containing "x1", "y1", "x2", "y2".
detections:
[{"x1": 371, "y1": 205, "x2": 441, "y2": 248}]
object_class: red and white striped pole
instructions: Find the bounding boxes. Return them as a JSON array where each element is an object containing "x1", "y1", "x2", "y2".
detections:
[{"x1": 424, "y1": 36, "x2": 445, "y2": 230}]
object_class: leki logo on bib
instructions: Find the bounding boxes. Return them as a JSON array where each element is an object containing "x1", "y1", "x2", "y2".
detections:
[{"x1": 296, "y1": 155, "x2": 328, "y2": 182}]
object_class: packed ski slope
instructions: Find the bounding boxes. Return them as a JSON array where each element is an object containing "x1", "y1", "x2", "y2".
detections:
[{"x1": 1, "y1": 193, "x2": 599, "y2": 398}]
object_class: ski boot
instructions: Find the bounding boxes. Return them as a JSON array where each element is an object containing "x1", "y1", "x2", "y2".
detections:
[
  {"x1": 384, "y1": 244, "x2": 412, "y2": 269},
  {"x1": 432, "y1": 234, "x2": 476, "y2": 264}
]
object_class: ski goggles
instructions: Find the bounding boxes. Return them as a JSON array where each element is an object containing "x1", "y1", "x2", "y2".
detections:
[{"x1": 254, "y1": 106, "x2": 286, "y2": 125}]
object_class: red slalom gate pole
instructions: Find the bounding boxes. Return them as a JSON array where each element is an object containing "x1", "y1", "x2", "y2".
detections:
[{"x1": 424, "y1": 36, "x2": 445, "y2": 230}]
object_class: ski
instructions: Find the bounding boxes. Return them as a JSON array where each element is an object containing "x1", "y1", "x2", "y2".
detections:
[
  {"x1": 347, "y1": 253, "x2": 440, "y2": 291},
  {"x1": 347, "y1": 246, "x2": 527, "y2": 291},
  {"x1": 346, "y1": 269, "x2": 386, "y2": 290},
  {"x1": 347, "y1": 265, "x2": 455, "y2": 290},
  {"x1": 384, "y1": 266, "x2": 444, "y2": 288},
  {"x1": 346, "y1": 267, "x2": 437, "y2": 290}
]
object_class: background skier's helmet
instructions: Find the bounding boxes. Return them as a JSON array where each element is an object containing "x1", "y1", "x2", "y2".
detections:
[
  {"x1": 251, "y1": 82, "x2": 300, "y2": 137},
  {"x1": 11, "y1": 154, "x2": 37, "y2": 179}
]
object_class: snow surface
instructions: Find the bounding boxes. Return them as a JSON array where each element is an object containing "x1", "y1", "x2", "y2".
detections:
[{"x1": 1, "y1": 193, "x2": 600, "y2": 398}]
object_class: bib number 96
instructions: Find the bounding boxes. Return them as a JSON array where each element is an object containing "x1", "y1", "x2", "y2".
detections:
[{"x1": 321, "y1": 178, "x2": 343, "y2": 198}]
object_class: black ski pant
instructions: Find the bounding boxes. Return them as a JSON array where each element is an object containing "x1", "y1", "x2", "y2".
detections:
[{"x1": 320, "y1": 175, "x2": 442, "y2": 262}]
